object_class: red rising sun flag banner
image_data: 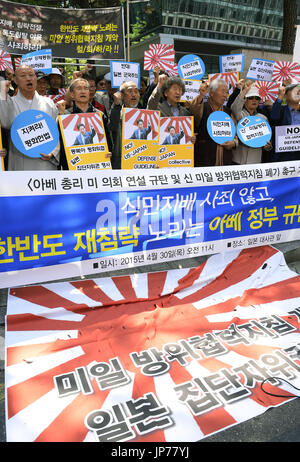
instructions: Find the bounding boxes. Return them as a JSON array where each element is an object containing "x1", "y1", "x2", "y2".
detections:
[
  {"x1": 144, "y1": 44, "x2": 175, "y2": 71},
  {"x1": 0, "y1": 49, "x2": 13, "y2": 71},
  {"x1": 272, "y1": 61, "x2": 300, "y2": 83},
  {"x1": 5, "y1": 245, "x2": 300, "y2": 442}
]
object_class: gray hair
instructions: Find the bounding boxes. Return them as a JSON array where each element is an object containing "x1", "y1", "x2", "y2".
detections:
[
  {"x1": 161, "y1": 76, "x2": 185, "y2": 98},
  {"x1": 69, "y1": 78, "x2": 90, "y2": 92},
  {"x1": 120, "y1": 80, "x2": 138, "y2": 94},
  {"x1": 209, "y1": 78, "x2": 228, "y2": 93}
]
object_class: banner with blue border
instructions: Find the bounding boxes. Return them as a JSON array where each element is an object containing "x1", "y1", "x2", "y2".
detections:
[{"x1": 1, "y1": 163, "x2": 300, "y2": 287}]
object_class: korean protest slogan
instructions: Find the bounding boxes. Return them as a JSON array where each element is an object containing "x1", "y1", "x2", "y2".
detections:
[
  {"x1": 0, "y1": 1, "x2": 125, "y2": 60},
  {"x1": 58, "y1": 112, "x2": 111, "y2": 171}
]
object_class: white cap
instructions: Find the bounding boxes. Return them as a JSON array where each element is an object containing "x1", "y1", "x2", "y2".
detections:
[
  {"x1": 246, "y1": 85, "x2": 261, "y2": 99},
  {"x1": 50, "y1": 68, "x2": 62, "y2": 76}
]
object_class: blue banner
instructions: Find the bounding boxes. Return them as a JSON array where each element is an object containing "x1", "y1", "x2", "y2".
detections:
[{"x1": 1, "y1": 164, "x2": 300, "y2": 287}]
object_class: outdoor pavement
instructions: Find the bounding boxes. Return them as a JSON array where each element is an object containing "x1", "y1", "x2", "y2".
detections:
[{"x1": 1, "y1": 242, "x2": 300, "y2": 443}]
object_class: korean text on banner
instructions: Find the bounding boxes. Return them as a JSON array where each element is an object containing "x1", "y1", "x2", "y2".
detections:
[{"x1": 1, "y1": 162, "x2": 300, "y2": 288}]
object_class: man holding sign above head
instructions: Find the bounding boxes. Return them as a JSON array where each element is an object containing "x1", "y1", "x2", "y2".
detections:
[
  {"x1": 231, "y1": 82, "x2": 272, "y2": 164},
  {"x1": 189, "y1": 79, "x2": 238, "y2": 166},
  {"x1": 0, "y1": 64, "x2": 60, "y2": 170}
]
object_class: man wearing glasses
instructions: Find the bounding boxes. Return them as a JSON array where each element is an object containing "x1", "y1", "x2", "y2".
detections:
[{"x1": 231, "y1": 82, "x2": 272, "y2": 164}]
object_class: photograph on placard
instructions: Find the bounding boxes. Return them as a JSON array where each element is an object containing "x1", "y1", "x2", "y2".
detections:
[
  {"x1": 58, "y1": 112, "x2": 111, "y2": 170},
  {"x1": 159, "y1": 116, "x2": 194, "y2": 167}
]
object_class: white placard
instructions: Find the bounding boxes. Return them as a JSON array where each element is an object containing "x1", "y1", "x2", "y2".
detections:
[
  {"x1": 110, "y1": 61, "x2": 140, "y2": 89},
  {"x1": 220, "y1": 54, "x2": 245, "y2": 73},
  {"x1": 246, "y1": 58, "x2": 275, "y2": 82}
]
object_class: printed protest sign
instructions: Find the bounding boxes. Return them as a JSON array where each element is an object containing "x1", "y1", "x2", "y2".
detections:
[
  {"x1": 21, "y1": 49, "x2": 52, "y2": 74},
  {"x1": 207, "y1": 111, "x2": 236, "y2": 145},
  {"x1": 275, "y1": 125, "x2": 300, "y2": 153},
  {"x1": 180, "y1": 79, "x2": 201, "y2": 102},
  {"x1": 178, "y1": 54, "x2": 205, "y2": 80},
  {"x1": 237, "y1": 115, "x2": 272, "y2": 148},
  {"x1": 159, "y1": 116, "x2": 194, "y2": 167},
  {"x1": 246, "y1": 58, "x2": 275, "y2": 82},
  {"x1": 110, "y1": 61, "x2": 140, "y2": 89},
  {"x1": 144, "y1": 44, "x2": 175, "y2": 72},
  {"x1": 11, "y1": 109, "x2": 59, "y2": 157},
  {"x1": 58, "y1": 112, "x2": 111, "y2": 170},
  {"x1": 219, "y1": 53, "x2": 244, "y2": 73},
  {"x1": 0, "y1": 49, "x2": 13, "y2": 71},
  {"x1": 272, "y1": 61, "x2": 300, "y2": 83},
  {"x1": 121, "y1": 108, "x2": 160, "y2": 169}
]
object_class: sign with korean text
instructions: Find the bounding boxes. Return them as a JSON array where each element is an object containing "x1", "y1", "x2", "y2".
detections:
[
  {"x1": 5, "y1": 245, "x2": 300, "y2": 442},
  {"x1": 159, "y1": 116, "x2": 194, "y2": 167},
  {"x1": 180, "y1": 79, "x2": 201, "y2": 102},
  {"x1": 11, "y1": 109, "x2": 59, "y2": 157},
  {"x1": 246, "y1": 58, "x2": 275, "y2": 82},
  {"x1": 110, "y1": 61, "x2": 140, "y2": 89},
  {"x1": 121, "y1": 108, "x2": 160, "y2": 169},
  {"x1": 1, "y1": 162, "x2": 300, "y2": 289},
  {"x1": 0, "y1": 1, "x2": 125, "y2": 60},
  {"x1": 58, "y1": 112, "x2": 111, "y2": 170},
  {"x1": 219, "y1": 53, "x2": 245, "y2": 74},
  {"x1": 21, "y1": 48, "x2": 52, "y2": 74},
  {"x1": 237, "y1": 116, "x2": 272, "y2": 148},
  {"x1": 178, "y1": 54, "x2": 205, "y2": 80},
  {"x1": 207, "y1": 111, "x2": 236, "y2": 145},
  {"x1": 275, "y1": 125, "x2": 300, "y2": 153}
]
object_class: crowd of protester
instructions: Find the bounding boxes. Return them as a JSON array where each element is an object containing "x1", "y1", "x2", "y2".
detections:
[{"x1": 0, "y1": 60, "x2": 300, "y2": 171}]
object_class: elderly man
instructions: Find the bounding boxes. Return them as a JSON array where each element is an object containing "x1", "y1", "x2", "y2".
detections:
[
  {"x1": 59, "y1": 77, "x2": 112, "y2": 169},
  {"x1": 230, "y1": 82, "x2": 272, "y2": 164},
  {"x1": 270, "y1": 83, "x2": 300, "y2": 161},
  {"x1": 109, "y1": 80, "x2": 142, "y2": 169},
  {"x1": 189, "y1": 79, "x2": 238, "y2": 166},
  {"x1": 0, "y1": 64, "x2": 60, "y2": 170}
]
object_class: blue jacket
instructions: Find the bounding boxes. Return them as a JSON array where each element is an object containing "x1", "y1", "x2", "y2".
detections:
[
  {"x1": 130, "y1": 125, "x2": 151, "y2": 140},
  {"x1": 162, "y1": 130, "x2": 184, "y2": 145}
]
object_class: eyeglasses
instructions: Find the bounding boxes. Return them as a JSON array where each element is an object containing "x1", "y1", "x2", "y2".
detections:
[{"x1": 247, "y1": 96, "x2": 260, "y2": 100}]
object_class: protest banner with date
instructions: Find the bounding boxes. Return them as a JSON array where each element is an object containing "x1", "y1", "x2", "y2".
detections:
[
  {"x1": 5, "y1": 244, "x2": 300, "y2": 442},
  {"x1": 58, "y1": 112, "x2": 111, "y2": 171},
  {"x1": 159, "y1": 116, "x2": 194, "y2": 167},
  {"x1": 121, "y1": 107, "x2": 160, "y2": 169},
  {"x1": 1, "y1": 162, "x2": 300, "y2": 289}
]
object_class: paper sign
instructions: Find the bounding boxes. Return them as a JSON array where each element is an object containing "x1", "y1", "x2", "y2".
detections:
[
  {"x1": 121, "y1": 108, "x2": 160, "y2": 169},
  {"x1": 219, "y1": 53, "x2": 244, "y2": 73},
  {"x1": 237, "y1": 115, "x2": 272, "y2": 148},
  {"x1": 58, "y1": 112, "x2": 111, "y2": 170},
  {"x1": 207, "y1": 111, "x2": 236, "y2": 145},
  {"x1": 178, "y1": 54, "x2": 205, "y2": 80},
  {"x1": 0, "y1": 49, "x2": 13, "y2": 71},
  {"x1": 272, "y1": 61, "x2": 300, "y2": 83},
  {"x1": 110, "y1": 61, "x2": 140, "y2": 89},
  {"x1": 246, "y1": 58, "x2": 275, "y2": 82},
  {"x1": 275, "y1": 125, "x2": 300, "y2": 153},
  {"x1": 144, "y1": 44, "x2": 175, "y2": 71},
  {"x1": 181, "y1": 79, "x2": 201, "y2": 102},
  {"x1": 21, "y1": 49, "x2": 52, "y2": 74},
  {"x1": 159, "y1": 116, "x2": 194, "y2": 168},
  {"x1": 11, "y1": 109, "x2": 59, "y2": 157}
]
